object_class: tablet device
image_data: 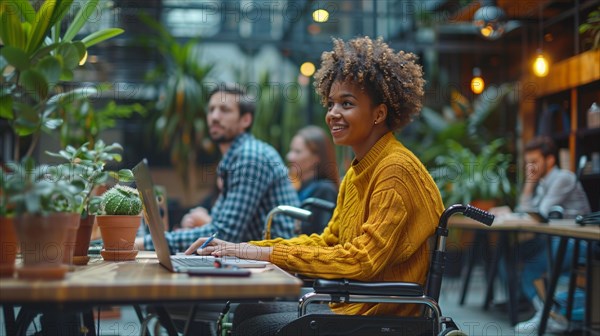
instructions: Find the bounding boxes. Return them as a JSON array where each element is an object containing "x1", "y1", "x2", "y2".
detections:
[{"x1": 187, "y1": 268, "x2": 251, "y2": 277}]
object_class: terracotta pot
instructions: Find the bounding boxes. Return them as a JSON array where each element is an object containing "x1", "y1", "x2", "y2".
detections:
[
  {"x1": 14, "y1": 213, "x2": 80, "y2": 280},
  {"x1": 73, "y1": 214, "x2": 96, "y2": 265},
  {"x1": 0, "y1": 216, "x2": 18, "y2": 277},
  {"x1": 62, "y1": 214, "x2": 81, "y2": 266},
  {"x1": 96, "y1": 215, "x2": 141, "y2": 261}
]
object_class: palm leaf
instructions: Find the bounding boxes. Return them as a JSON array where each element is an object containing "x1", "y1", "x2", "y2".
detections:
[
  {"x1": 63, "y1": 0, "x2": 100, "y2": 42},
  {"x1": 0, "y1": 6, "x2": 27, "y2": 50},
  {"x1": 26, "y1": 0, "x2": 57, "y2": 54},
  {"x1": 81, "y1": 28, "x2": 124, "y2": 48}
]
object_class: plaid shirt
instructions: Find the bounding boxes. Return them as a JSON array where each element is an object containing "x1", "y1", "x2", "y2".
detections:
[{"x1": 144, "y1": 133, "x2": 298, "y2": 252}]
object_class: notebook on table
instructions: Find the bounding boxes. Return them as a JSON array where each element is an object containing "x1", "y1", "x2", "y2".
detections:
[{"x1": 132, "y1": 159, "x2": 268, "y2": 273}]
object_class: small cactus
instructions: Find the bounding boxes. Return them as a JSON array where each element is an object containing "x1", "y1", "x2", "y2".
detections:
[{"x1": 101, "y1": 185, "x2": 142, "y2": 215}]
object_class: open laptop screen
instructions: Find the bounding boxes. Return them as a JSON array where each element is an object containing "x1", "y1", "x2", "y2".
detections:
[{"x1": 133, "y1": 159, "x2": 179, "y2": 271}]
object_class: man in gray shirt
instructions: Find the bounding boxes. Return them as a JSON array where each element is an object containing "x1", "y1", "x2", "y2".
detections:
[
  {"x1": 517, "y1": 136, "x2": 590, "y2": 217},
  {"x1": 515, "y1": 136, "x2": 591, "y2": 333}
]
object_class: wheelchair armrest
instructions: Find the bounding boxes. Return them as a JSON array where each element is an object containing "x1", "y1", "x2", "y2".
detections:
[{"x1": 313, "y1": 279, "x2": 424, "y2": 297}]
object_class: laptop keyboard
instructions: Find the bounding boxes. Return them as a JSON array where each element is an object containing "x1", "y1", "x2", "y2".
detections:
[{"x1": 171, "y1": 257, "x2": 216, "y2": 268}]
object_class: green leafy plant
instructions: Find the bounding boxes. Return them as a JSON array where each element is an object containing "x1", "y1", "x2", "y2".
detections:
[
  {"x1": 139, "y1": 13, "x2": 213, "y2": 198},
  {"x1": 0, "y1": 0, "x2": 124, "y2": 160},
  {"x1": 402, "y1": 83, "x2": 517, "y2": 206},
  {"x1": 101, "y1": 184, "x2": 142, "y2": 216},
  {"x1": 46, "y1": 140, "x2": 134, "y2": 216},
  {"x1": 579, "y1": 6, "x2": 600, "y2": 50},
  {"x1": 430, "y1": 138, "x2": 514, "y2": 206},
  {"x1": 6, "y1": 157, "x2": 85, "y2": 216},
  {"x1": 405, "y1": 83, "x2": 515, "y2": 166},
  {"x1": 57, "y1": 85, "x2": 146, "y2": 148},
  {"x1": 249, "y1": 71, "x2": 303, "y2": 155}
]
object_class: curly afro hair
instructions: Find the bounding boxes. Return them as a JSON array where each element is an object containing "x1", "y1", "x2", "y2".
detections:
[{"x1": 314, "y1": 36, "x2": 425, "y2": 131}]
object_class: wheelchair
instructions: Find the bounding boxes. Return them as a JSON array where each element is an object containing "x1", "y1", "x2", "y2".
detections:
[{"x1": 227, "y1": 203, "x2": 494, "y2": 336}]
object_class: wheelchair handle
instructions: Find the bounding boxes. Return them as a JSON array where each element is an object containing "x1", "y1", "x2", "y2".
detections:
[
  {"x1": 463, "y1": 205, "x2": 495, "y2": 226},
  {"x1": 301, "y1": 197, "x2": 336, "y2": 211},
  {"x1": 263, "y1": 205, "x2": 313, "y2": 240},
  {"x1": 438, "y1": 204, "x2": 494, "y2": 230}
]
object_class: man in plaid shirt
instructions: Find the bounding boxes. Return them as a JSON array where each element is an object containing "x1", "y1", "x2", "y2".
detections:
[{"x1": 136, "y1": 85, "x2": 299, "y2": 253}]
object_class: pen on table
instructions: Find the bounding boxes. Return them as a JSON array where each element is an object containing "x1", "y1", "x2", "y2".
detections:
[{"x1": 199, "y1": 232, "x2": 218, "y2": 249}]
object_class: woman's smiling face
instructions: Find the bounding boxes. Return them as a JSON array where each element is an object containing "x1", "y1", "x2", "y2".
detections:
[{"x1": 325, "y1": 80, "x2": 385, "y2": 159}]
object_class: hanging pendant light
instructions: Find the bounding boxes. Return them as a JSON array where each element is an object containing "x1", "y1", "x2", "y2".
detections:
[
  {"x1": 470, "y1": 67, "x2": 485, "y2": 94},
  {"x1": 533, "y1": 49, "x2": 549, "y2": 77},
  {"x1": 532, "y1": 4, "x2": 550, "y2": 77},
  {"x1": 473, "y1": 0, "x2": 507, "y2": 40}
]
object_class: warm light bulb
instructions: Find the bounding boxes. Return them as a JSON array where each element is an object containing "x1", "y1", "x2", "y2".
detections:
[
  {"x1": 481, "y1": 26, "x2": 495, "y2": 38},
  {"x1": 300, "y1": 62, "x2": 316, "y2": 77},
  {"x1": 312, "y1": 9, "x2": 329, "y2": 23},
  {"x1": 470, "y1": 67, "x2": 485, "y2": 94},
  {"x1": 533, "y1": 53, "x2": 549, "y2": 77},
  {"x1": 471, "y1": 76, "x2": 485, "y2": 94}
]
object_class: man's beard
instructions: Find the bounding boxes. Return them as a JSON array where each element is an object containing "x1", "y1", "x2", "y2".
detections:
[{"x1": 210, "y1": 133, "x2": 236, "y2": 144}]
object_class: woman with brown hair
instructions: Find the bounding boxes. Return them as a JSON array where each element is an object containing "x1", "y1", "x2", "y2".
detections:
[{"x1": 287, "y1": 125, "x2": 339, "y2": 234}]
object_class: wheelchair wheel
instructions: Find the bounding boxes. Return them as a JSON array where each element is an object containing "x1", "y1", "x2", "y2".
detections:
[{"x1": 439, "y1": 327, "x2": 467, "y2": 336}]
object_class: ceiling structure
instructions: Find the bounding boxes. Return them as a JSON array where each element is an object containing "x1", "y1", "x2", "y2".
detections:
[{"x1": 83, "y1": 0, "x2": 598, "y2": 88}]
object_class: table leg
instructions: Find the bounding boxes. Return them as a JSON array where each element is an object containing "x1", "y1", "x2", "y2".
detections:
[
  {"x1": 14, "y1": 308, "x2": 37, "y2": 336},
  {"x1": 2, "y1": 305, "x2": 16, "y2": 336},
  {"x1": 484, "y1": 232, "x2": 504, "y2": 310},
  {"x1": 565, "y1": 239, "x2": 579, "y2": 325},
  {"x1": 154, "y1": 305, "x2": 179, "y2": 336},
  {"x1": 584, "y1": 241, "x2": 593, "y2": 336},
  {"x1": 183, "y1": 304, "x2": 199, "y2": 336},
  {"x1": 82, "y1": 309, "x2": 96, "y2": 336},
  {"x1": 134, "y1": 305, "x2": 150, "y2": 336},
  {"x1": 538, "y1": 237, "x2": 568, "y2": 336},
  {"x1": 505, "y1": 231, "x2": 519, "y2": 326},
  {"x1": 459, "y1": 237, "x2": 477, "y2": 305}
]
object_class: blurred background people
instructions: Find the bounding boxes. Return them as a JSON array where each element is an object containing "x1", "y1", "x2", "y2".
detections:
[
  {"x1": 514, "y1": 136, "x2": 591, "y2": 333},
  {"x1": 287, "y1": 125, "x2": 339, "y2": 234}
]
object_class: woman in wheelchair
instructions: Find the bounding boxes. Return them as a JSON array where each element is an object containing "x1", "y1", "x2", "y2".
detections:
[
  {"x1": 186, "y1": 36, "x2": 445, "y2": 334},
  {"x1": 287, "y1": 125, "x2": 340, "y2": 235}
]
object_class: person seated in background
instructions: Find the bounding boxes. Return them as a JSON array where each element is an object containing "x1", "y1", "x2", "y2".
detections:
[
  {"x1": 287, "y1": 125, "x2": 339, "y2": 235},
  {"x1": 186, "y1": 36, "x2": 445, "y2": 336},
  {"x1": 135, "y1": 85, "x2": 299, "y2": 253},
  {"x1": 514, "y1": 136, "x2": 591, "y2": 333},
  {"x1": 516, "y1": 136, "x2": 590, "y2": 218}
]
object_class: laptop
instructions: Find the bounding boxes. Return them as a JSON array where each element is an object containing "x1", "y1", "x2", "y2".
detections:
[{"x1": 133, "y1": 159, "x2": 268, "y2": 272}]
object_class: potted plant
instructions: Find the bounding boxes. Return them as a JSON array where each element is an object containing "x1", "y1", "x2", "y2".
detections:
[
  {"x1": 0, "y1": 0, "x2": 125, "y2": 162},
  {"x1": 8, "y1": 158, "x2": 85, "y2": 279},
  {"x1": 430, "y1": 138, "x2": 514, "y2": 208},
  {"x1": 0, "y1": 165, "x2": 20, "y2": 277},
  {"x1": 96, "y1": 184, "x2": 143, "y2": 261},
  {"x1": 46, "y1": 140, "x2": 134, "y2": 265}
]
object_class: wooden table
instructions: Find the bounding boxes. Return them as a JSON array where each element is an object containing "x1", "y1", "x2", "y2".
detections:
[
  {"x1": 0, "y1": 251, "x2": 303, "y2": 335},
  {"x1": 450, "y1": 216, "x2": 600, "y2": 334},
  {"x1": 0, "y1": 252, "x2": 302, "y2": 304}
]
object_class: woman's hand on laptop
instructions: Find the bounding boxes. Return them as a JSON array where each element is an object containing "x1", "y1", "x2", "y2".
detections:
[{"x1": 185, "y1": 238, "x2": 272, "y2": 262}]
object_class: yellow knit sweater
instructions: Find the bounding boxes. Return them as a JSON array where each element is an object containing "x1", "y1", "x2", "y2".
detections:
[{"x1": 251, "y1": 132, "x2": 444, "y2": 316}]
